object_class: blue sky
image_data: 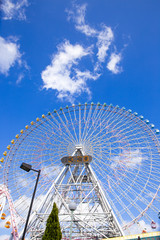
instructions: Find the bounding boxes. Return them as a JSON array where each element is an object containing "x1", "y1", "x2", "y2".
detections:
[
  {"x1": 0, "y1": 0, "x2": 160, "y2": 154},
  {"x1": 0, "y1": 0, "x2": 160, "y2": 238}
]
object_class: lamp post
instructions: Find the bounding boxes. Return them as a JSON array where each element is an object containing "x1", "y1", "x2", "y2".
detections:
[
  {"x1": 20, "y1": 162, "x2": 41, "y2": 240},
  {"x1": 69, "y1": 202, "x2": 76, "y2": 240}
]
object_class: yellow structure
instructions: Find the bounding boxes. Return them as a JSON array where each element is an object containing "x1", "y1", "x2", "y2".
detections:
[{"x1": 103, "y1": 232, "x2": 160, "y2": 240}]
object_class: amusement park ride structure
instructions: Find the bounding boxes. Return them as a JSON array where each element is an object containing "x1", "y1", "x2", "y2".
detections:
[
  {"x1": 0, "y1": 103, "x2": 160, "y2": 239},
  {"x1": 22, "y1": 147, "x2": 124, "y2": 239}
]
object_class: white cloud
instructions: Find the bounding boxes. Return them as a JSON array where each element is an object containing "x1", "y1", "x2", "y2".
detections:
[
  {"x1": 0, "y1": 36, "x2": 21, "y2": 75},
  {"x1": 126, "y1": 220, "x2": 156, "y2": 235},
  {"x1": 41, "y1": 164, "x2": 62, "y2": 180},
  {"x1": 0, "y1": 235, "x2": 10, "y2": 240},
  {"x1": 107, "y1": 53, "x2": 122, "y2": 74},
  {"x1": 111, "y1": 149, "x2": 143, "y2": 169},
  {"x1": 1, "y1": 0, "x2": 29, "y2": 20},
  {"x1": 41, "y1": 41, "x2": 99, "y2": 100},
  {"x1": 123, "y1": 149, "x2": 143, "y2": 167}
]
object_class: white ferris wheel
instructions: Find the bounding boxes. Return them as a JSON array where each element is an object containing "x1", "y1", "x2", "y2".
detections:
[{"x1": 0, "y1": 103, "x2": 160, "y2": 240}]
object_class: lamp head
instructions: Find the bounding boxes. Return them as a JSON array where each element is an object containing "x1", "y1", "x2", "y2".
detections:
[
  {"x1": 20, "y1": 162, "x2": 32, "y2": 172},
  {"x1": 69, "y1": 202, "x2": 76, "y2": 211}
]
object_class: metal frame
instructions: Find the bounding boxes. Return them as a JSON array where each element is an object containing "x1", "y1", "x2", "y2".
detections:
[{"x1": 23, "y1": 153, "x2": 124, "y2": 239}]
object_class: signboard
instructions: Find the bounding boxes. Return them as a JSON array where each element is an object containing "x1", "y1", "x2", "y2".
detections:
[{"x1": 61, "y1": 155, "x2": 92, "y2": 165}]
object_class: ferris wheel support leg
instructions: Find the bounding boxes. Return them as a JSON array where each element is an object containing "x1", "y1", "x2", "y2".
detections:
[
  {"x1": 74, "y1": 214, "x2": 110, "y2": 239},
  {"x1": 87, "y1": 164, "x2": 124, "y2": 237}
]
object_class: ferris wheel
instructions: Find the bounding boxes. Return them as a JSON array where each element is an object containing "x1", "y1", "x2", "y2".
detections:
[{"x1": 0, "y1": 103, "x2": 160, "y2": 239}]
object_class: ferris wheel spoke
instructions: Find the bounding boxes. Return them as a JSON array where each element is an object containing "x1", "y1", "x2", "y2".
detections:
[
  {"x1": 101, "y1": 109, "x2": 135, "y2": 136},
  {"x1": 78, "y1": 105, "x2": 82, "y2": 145},
  {"x1": 37, "y1": 114, "x2": 75, "y2": 146},
  {"x1": 55, "y1": 111, "x2": 77, "y2": 144},
  {"x1": 32, "y1": 118, "x2": 75, "y2": 147},
  {"x1": 81, "y1": 104, "x2": 94, "y2": 140},
  {"x1": 116, "y1": 180, "x2": 149, "y2": 214},
  {"x1": 83, "y1": 117, "x2": 139, "y2": 147},
  {"x1": 118, "y1": 174, "x2": 159, "y2": 211},
  {"x1": 82, "y1": 108, "x2": 118, "y2": 143},
  {"x1": 94, "y1": 154, "x2": 158, "y2": 214},
  {"x1": 105, "y1": 110, "x2": 133, "y2": 135},
  {"x1": 107, "y1": 182, "x2": 136, "y2": 220},
  {"x1": 67, "y1": 108, "x2": 79, "y2": 143},
  {"x1": 105, "y1": 189, "x2": 126, "y2": 225},
  {"x1": 84, "y1": 104, "x2": 106, "y2": 135}
]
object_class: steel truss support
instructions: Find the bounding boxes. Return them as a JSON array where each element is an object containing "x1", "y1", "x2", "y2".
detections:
[{"x1": 22, "y1": 163, "x2": 124, "y2": 239}]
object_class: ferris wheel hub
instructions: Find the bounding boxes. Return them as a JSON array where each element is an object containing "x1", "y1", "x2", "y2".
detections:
[{"x1": 61, "y1": 155, "x2": 92, "y2": 165}]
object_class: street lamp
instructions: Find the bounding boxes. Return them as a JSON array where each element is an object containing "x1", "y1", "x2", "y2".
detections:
[
  {"x1": 69, "y1": 202, "x2": 76, "y2": 240},
  {"x1": 20, "y1": 162, "x2": 41, "y2": 240}
]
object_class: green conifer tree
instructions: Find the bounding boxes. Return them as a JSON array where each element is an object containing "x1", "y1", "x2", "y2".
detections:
[{"x1": 42, "y1": 202, "x2": 62, "y2": 240}]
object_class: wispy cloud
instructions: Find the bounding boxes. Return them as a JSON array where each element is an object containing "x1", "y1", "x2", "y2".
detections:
[
  {"x1": 16, "y1": 73, "x2": 24, "y2": 84},
  {"x1": 0, "y1": 235, "x2": 10, "y2": 240},
  {"x1": 97, "y1": 26, "x2": 114, "y2": 62},
  {"x1": 124, "y1": 220, "x2": 157, "y2": 235},
  {"x1": 111, "y1": 149, "x2": 143, "y2": 169},
  {"x1": 1, "y1": 0, "x2": 29, "y2": 20},
  {"x1": 68, "y1": 4, "x2": 97, "y2": 37},
  {"x1": 0, "y1": 36, "x2": 21, "y2": 75},
  {"x1": 41, "y1": 164, "x2": 62, "y2": 180},
  {"x1": 41, "y1": 41, "x2": 99, "y2": 101},
  {"x1": 68, "y1": 4, "x2": 114, "y2": 63},
  {"x1": 107, "y1": 53, "x2": 122, "y2": 74}
]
